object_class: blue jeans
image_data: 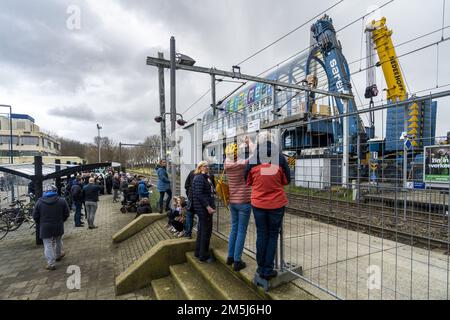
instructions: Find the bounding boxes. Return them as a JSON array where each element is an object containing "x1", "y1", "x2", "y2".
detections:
[
  {"x1": 184, "y1": 209, "x2": 194, "y2": 237},
  {"x1": 74, "y1": 200, "x2": 82, "y2": 226},
  {"x1": 43, "y1": 236, "x2": 63, "y2": 267},
  {"x1": 253, "y1": 206, "x2": 285, "y2": 277},
  {"x1": 228, "y1": 203, "x2": 251, "y2": 262}
]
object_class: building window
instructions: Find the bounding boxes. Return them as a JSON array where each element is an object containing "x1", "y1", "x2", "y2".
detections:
[
  {"x1": 0, "y1": 135, "x2": 19, "y2": 145},
  {"x1": 22, "y1": 136, "x2": 39, "y2": 146},
  {"x1": 0, "y1": 150, "x2": 20, "y2": 157},
  {"x1": 16, "y1": 121, "x2": 26, "y2": 130},
  {"x1": 19, "y1": 151, "x2": 41, "y2": 157},
  {"x1": 54, "y1": 143, "x2": 60, "y2": 151},
  {"x1": 47, "y1": 141, "x2": 52, "y2": 149}
]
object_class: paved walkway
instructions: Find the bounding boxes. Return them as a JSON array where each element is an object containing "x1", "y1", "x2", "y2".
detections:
[{"x1": 0, "y1": 195, "x2": 153, "y2": 300}]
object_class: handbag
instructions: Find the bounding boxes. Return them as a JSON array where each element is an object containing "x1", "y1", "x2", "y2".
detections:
[{"x1": 215, "y1": 170, "x2": 230, "y2": 209}]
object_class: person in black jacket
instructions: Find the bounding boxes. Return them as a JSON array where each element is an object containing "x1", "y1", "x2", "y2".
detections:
[
  {"x1": 33, "y1": 185, "x2": 70, "y2": 270},
  {"x1": 105, "y1": 173, "x2": 113, "y2": 195},
  {"x1": 112, "y1": 174, "x2": 121, "y2": 203},
  {"x1": 71, "y1": 178, "x2": 84, "y2": 227},
  {"x1": 82, "y1": 178, "x2": 101, "y2": 229},
  {"x1": 184, "y1": 169, "x2": 196, "y2": 238},
  {"x1": 135, "y1": 197, "x2": 152, "y2": 219},
  {"x1": 192, "y1": 161, "x2": 216, "y2": 263}
]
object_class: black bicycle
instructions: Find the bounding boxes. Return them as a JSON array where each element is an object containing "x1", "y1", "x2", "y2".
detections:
[{"x1": 0, "y1": 194, "x2": 36, "y2": 240}]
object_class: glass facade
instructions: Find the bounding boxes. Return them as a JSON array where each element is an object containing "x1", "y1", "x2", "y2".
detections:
[{"x1": 21, "y1": 136, "x2": 40, "y2": 146}]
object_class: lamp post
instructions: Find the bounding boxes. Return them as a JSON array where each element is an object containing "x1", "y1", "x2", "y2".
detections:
[
  {"x1": 154, "y1": 111, "x2": 187, "y2": 197},
  {"x1": 0, "y1": 105, "x2": 13, "y2": 165},
  {"x1": 149, "y1": 37, "x2": 195, "y2": 199},
  {"x1": 154, "y1": 112, "x2": 187, "y2": 160},
  {"x1": 97, "y1": 123, "x2": 102, "y2": 163},
  {"x1": 168, "y1": 36, "x2": 195, "y2": 197},
  {"x1": 0, "y1": 105, "x2": 14, "y2": 200},
  {"x1": 170, "y1": 36, "x2": 177, "y2": 200}
]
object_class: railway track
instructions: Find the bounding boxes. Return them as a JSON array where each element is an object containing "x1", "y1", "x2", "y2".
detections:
[
  {"x1": 286, "y1": 193, "x2": 450, "y2": 251},
  {"x1": 288, "y1": 193, "x2": 449, "y2": 227},
  {"x1": 129, "y1": 170, "x2": 450, "y2": 250}
]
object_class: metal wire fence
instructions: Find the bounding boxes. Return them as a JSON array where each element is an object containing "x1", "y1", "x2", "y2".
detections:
[{"x1": 209, "y1": 98, "x2": 450, "y2": 299}]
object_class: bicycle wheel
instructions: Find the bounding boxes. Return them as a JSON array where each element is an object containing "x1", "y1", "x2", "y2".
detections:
[
  {"x1": 0, "y1": 219, "x2": 8, "y2": 240},
  {"x1": 4, "y1": 210, "x2": 23, "y2": 232}
]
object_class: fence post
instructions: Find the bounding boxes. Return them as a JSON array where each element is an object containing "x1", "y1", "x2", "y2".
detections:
[
  {"x1": 280, "y1": 222, "x2": 285, "y2": 272},
  {"x1": 404, "y1": 189, "x2": 407, "y2": 222}
]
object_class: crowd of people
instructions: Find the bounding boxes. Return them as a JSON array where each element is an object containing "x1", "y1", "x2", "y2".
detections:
[
  {"x1": 32, "y1": 130, "x2": 290, "y2": 282},
  {"x1": 32, "y1": 169, "x2": 154, "y2": 270},
  {"x1": 33, "y1": 170, "x2": 106, "y2": 270},
  {"x1": 161, "y1": 131, "x2": 290, "y2": 281}
]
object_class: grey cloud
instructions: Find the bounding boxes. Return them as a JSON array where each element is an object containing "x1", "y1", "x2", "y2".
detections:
[
  {"x1": 1, "y1": 0, "x2": 448, "y2": 144},
  {"x1": 48, "y1": 104, "x2": 96, "y2": 121}
]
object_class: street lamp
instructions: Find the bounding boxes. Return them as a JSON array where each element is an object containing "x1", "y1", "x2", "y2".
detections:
[
  {"x1": 97, "y1": 123, "x2": 102, "y2": 163},
  {"x1": 175, "y1": 53, "x2": 196, "y2": 66},
  {"x1": 0, "y1": 105, "x2": 13, "y2": 165},
  {"x1": 0, "y1": 104, "x2": 14, "y2": 199},
  {"x1": 154, "y1": 112, "x2": 187, "y2": 160},
  {"x1": 154, "y1": 112, "x2": 187, "y2": 126}
]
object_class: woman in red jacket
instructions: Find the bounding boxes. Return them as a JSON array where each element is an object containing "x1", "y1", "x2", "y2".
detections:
[{"x1": 244, "y1": 132, "x2": 290, "y2": 280}]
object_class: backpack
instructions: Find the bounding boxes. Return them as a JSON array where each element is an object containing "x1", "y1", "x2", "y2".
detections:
[
  {"x1": 71, "y1": 184, "x2": 82, "y2": 200},
  {"x1": 215, "y1": 170, "x2": 230, "y2": 209}
]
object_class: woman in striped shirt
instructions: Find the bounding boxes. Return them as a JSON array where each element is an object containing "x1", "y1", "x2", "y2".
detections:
[{"x1": 224, "y1": 138, "x2": 255, "y2": 272}]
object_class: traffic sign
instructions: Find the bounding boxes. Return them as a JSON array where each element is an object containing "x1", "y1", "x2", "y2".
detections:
[{"x1": 404, "y1": 139, "x2": 412, "y2": 150}]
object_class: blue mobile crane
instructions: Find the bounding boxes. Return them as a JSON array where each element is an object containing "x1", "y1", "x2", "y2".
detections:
[{"x1": 305, "y1": 15, "x2": 370, "y2": 155}]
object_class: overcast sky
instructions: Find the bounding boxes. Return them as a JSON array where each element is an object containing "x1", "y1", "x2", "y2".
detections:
[{"x1": 0, "y1": 0, "x2": 449, "y2": 143}]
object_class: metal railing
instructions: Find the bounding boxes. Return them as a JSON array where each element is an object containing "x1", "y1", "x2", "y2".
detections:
[{"x1": 212, "y1": 175, "x2": 450, "y2": 300}]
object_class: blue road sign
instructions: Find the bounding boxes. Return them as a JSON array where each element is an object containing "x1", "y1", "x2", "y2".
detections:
[
  {"x1": 414, "y1": 182, "x2": 426, "y2": 189},
  {"x1": 404, "y1": 139, "x2": 412, "y2": 150}
]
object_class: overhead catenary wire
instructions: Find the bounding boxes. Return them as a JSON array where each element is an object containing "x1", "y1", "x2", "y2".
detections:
[
  {"x1": 350, "y1": 36, "x2": 450, "y2": 77},
  {"x1": 348, "y1": 25, "x2": 450, "y2": 68},
  {"x1": 206, "y1": 33, "x2": 450, "y2": 129},
  {"x1": 235, "y1": 0, "x2": 345, "y2": 66},
  {"x1": 181, "y1": 0, "x2": 346, "y2": 119},
  {"x1": 257, "y1": 0, "x2": 395, "y2": 78},
  {"x1": 180, "y1": 88, "x2": 212, "y2": 116}
]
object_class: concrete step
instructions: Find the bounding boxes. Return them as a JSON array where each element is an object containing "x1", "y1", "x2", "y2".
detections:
[
  {"x1": 211, "y1": 244, "x2": 320, "y2": 300},
  {"x1": 169, "y1": 263, "x2": 221, "y2": 300},
  {"x1": 114, "y1": 219, "x2": 177, "y2": 276},
  {"x1": 151, "y1": 276, "x2": 186, "y2": 300},
  {"x1": 185, "y1": 251, "x2": 262, "y2": 300}
]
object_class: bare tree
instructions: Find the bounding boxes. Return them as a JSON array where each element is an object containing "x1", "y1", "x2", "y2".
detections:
[{"x1": 57, "y1": 134, "x2": 161, "y2": 168}]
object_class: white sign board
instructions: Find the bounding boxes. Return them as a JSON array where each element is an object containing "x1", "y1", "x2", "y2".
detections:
[
  {"x1": 247, "y1": 119, "x2": 261, "y2": 133},
  {"x1": 226, "y1": 127, "x2": 237, "y2": 138},
  {"x1": 211, "y1": 133, "x2": 219, "y2": 142}
]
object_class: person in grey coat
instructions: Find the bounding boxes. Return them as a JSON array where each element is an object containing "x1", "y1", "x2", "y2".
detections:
[{"x1": 33, "y1": 185, "x2": 70, "y2": 270}]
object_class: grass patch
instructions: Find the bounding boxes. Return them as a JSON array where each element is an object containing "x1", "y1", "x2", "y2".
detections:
[{"x1": 286, "y1": 184, "x2": 354, "y2": 202}]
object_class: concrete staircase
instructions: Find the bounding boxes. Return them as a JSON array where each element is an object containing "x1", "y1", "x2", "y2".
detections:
[
  {"x1": 113, "y1": 214, "x2": 331, "y2": 300},
  {"x1": 152, "y1": 251, "x2": 264, "y2": 300}
]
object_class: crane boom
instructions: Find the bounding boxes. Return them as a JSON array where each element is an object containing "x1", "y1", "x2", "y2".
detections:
[
  {"x1": 307, "y1": 15, "x2": 367, "y2": 154},
  {"x1": 367, "y1": 17, "x2": 423, "y2": 148},
  {"x1": 368, "y1": 17, "x2": 408, "y2": 102}
]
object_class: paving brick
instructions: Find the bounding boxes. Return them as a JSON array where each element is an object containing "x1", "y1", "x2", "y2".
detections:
[{"x1": 0, "y1": 195, "x2": 136, "y2": 300}]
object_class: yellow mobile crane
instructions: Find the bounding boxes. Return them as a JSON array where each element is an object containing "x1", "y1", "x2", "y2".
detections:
[{"x1": 366, "y1": 17, "x2": 421, "y2": 148}]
